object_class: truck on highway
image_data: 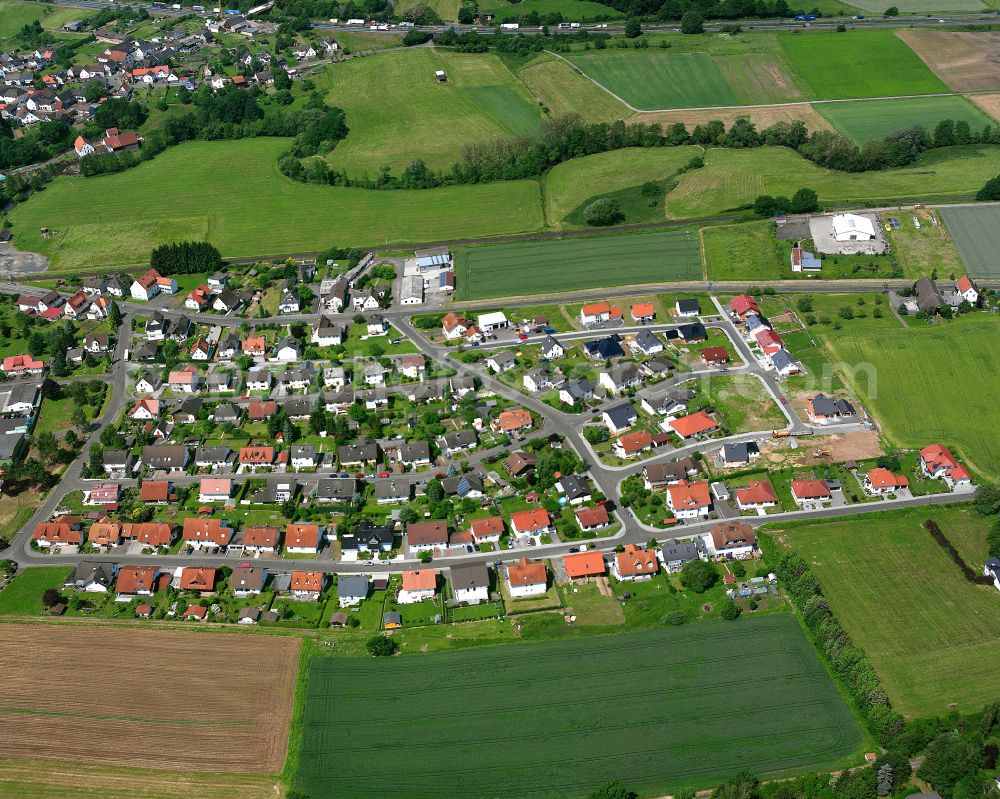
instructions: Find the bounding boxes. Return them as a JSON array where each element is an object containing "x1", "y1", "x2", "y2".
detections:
[
  {"x1": 192, "y1": 4, "x2": 205, "y2": 10},
  {"x1": 793, "y1": 13, "x2": 816, "y2": 20},
  {"x1": 345, "y1": 17, "x2": 364, "y2": 24},
  {"x1": 500, "y1": 22, "x2": 519, "y2": 28}
]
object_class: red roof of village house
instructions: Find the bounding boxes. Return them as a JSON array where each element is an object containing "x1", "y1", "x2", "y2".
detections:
[
  {"x1": 402, "y1": 569, "x2": 437, "y2": 592},
  {"x1": 669, "y1": 411, "x2": 718, "y2": 438},
  {"x1": 575, "y1": 505, "x2": 610, "y2": 528},
  {"x1": 497, "y1": 408, "x2": 532, "y2": 432},
  {"x1": 616, "y1": 430, "x2": 654, "y2": 455},
  {"x1": 631, "y1": 302, "x2": 655, "y2": 319},
  {"x1": 243, "y1": 525, "x2": 279, "y2": 547},
  {"x1": 239, "y1": 446, "x2": 275, "y2": 464},
  {"x1": 285, "y1": 523, "x2": 319, "y2": 549},
  {"x1": 470, "y1": 516, "x2": 504, "y2": 539},
  {"x1": 731, "y1": 294, "x2": 760, "y2": 316},
  {"x1": 122, "y1": 522, "x2": 173, "y2": 547},
  {"x1": 3, "y1": 354, "x2": 44, "y2": 371},
  {"x1": 755, "y1": 329, "x2": 783, "y2": 351},
  {"x1": 32, "y1": 522, "x2": 81, "y2": 544},
  {"x1": 563, "y1": 551, "x2": 606, "y2": 578},
  {"x1": 791, "y1": 479, "x2": 832, "y2": 500},
  {"x1": 180, "y1": 567, "x2": 216, "y2": 591},
  {"x1": 242, "y1": 337, "x2": 266, "y2": 353},
  {"x1": 957, "y1": 275, "x2": 974, "y2": 293},
  {"x1": 508, "y1": 557, "x2": 547, "y2": 587},
  {"x1": 510, "y1": 508, "x2": 550, "y2": 533},
  {"x1": 141, "y1": 480, "x2": 171, "y2": 502},
  {"x1": 291, "y1": 571, "x2": 324, "y2": 592},
  {"x1": 184, "y1": 605, "x2": 207, "y2": 620},
  {"x1": 88, "y1": 518, "x2": 122, "y2": 546},
  {"x1": 736, "y1": 480, "x2": 777, "y2": 506},
  {"x1": 667, "y1": 480, "x2": 712, "y2": 510},
  {"x1": 616, "y1": 544, "x2": 659, "y2": 578},
  {"x1": 130, "y1": 398, "x2": 161, "y2": 417},
  {"x1": 442, "y1": 312, "x2": 466, "y2": 332},
  {"x1": 199, "y1": 478, "x2": 232, "y2": 497},
  {"x1": 134, "y1": 268, "x2": 161, "y2": 290},
  {"x1": 116, "y1": 565, "x2": 157, "y2": 594},
  {"x1": 701, "y1": 346, "x2": 729, "y2": 363},
  {"x1": 919, "y1": 444, "x2": 970, "y2": 479},
  {"x1": 182, "y1": 518, "x2": 232, "y2": 546},
  {"x1": 407, "y1": 521, "x2": 449, "y2": 547},
  {"x1": 581, "y1": 302, "x2": 621, "y2": 318},
  {"x1": 711, "y1": 521, "x2": 757, "y2": 550},
  {"x1": 248, "y1": 400, "x2": 276, "y2": 420},
  {"x1": 866, "y1": 468, "x2": 909, "y2": 489},
  {"x1": 168, "y1": 366, "x2": 197, "y2": 384}
]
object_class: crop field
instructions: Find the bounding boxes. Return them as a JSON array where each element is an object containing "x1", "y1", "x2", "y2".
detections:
[
  {"x1": 7, "y1": 138, "x2": 546, "y2": 271},
  {"x1": 565, "y1": 51, "x2": 738, "y2": 110},
  {"x1": 939, "y1": 204, "x2": 1000, "y2": 279},
  {"x1": 821, "y1": 312, "x2": 1000, "y2": 476},
  {"x1": 970, "y1": 92, "x2": 1000, "y2": 123},
  {"x1": 543, "y1": 145, "x2": 702, "y2": 223},
  {"x1": 665, "y1": 145, "x2": 1000, "y2": 219},
  {"x1": 714, "y1": 52, "x2": 804, "y2": 105},
  {"x1": 896, "y1": 30, "x2": 1000, "y2": 91},
  {"x1": 295, "y1": 615, "x2": 862, "y2": 799},
  {"x1": 316, "y1": 50, "x2": 542, "y2": 175},
  {"x1": 517, "y1": 55, "x2": 630, "y2": 123},
  {"x1": 815, "y1": 96, "x2": 993, "y2": 143},
  {"x1": 0, "y1": 758, "x2": 281, "y2": 799},
  {"x1": 454, "y1": 229, "x2": 702, "y2": 300},
  {"x1": 481, "y1": 0, "x2": 624, "y2": 20},
  {"x1": 778, "y1": 30, "x2": 949, "y2": 99},
  {"x1": 632, "y1": 103, "x2": 834, "y2": 134},
  {"x1": 776, "y1": 506, "x2": 1000, "y2": 716},
  {"x1": 0, "y1": 624, "x2": 298, "y2": 771}
]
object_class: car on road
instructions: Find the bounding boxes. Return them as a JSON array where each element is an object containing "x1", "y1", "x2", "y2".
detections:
[
  {"x1": 363, "y1": 560, "x2": 374, "y2": 565},
  {"x1": 517, "y1": 333, "x2": 528, "y2": 341},
  {"x1": 378, "y1": 471, "x2": 390, "y2": 478}
]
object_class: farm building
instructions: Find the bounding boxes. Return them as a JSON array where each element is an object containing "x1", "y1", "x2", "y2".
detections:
[{"x1": 832, "y1": 213, "x2": 876, "y2": 241}]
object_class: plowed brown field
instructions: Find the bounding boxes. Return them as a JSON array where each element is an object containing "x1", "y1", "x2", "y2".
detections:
[{"x1": 0, "y1": 624, "x2": 299, "y2": 773}]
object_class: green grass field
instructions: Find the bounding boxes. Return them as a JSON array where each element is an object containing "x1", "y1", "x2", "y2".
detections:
[
  {"x1": 847, "y1": 0, "x2": 986, "y2": 11},
  {"x1": 0, "y1": 567, "x2": 71, "y2": 616},
  {"x1": 565, "y1": 51, "x2": 738, "y2": 110},
  {"x1": 0, "y1": 2, "x2": 95, "y2": 45},
  {"x1": 516, "y1": 54, "x2": 631, "y2": 123},
  {"x1": 316, "y1": 50, "x2": 542, "y2": 176},
  {"x1": 7, "y1": 138, "x2": 546, "y2": 272},
  {"x1": 939, "y1": 204, "x2": 1000, "y2": 279},
  {"x1": 295, "y1": 615, "x2": 862, "y2": 799},
  {"x1": 776, "y1": 506, "x2": 1000, "y2": 716},
  {"x1": 454, "y1": 229, "x2": 701, "y2": 300},
  {"x1": 815, "y1": 96, "x2": 993, "y2": 143},
  {"x1": 666, "y1": 145, "x2": 1000, "y2": 219},
  {"x1": 821, "y1": 311, "x2": 1000, "y2": 476},
  {"x1": 778, "y1": 30, "x2": 949, "y2": 99},
  {"x1": 543, "y1": 145, "x2": 702, "y2": 223},
  {"x1": 703, "y1": 221, "x2": 784, "y2": 281}
]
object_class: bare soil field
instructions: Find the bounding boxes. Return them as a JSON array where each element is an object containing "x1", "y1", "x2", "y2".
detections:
[
  {"x1": 630, "y1": 103, "x2": 833, "y2": 132},
  {"x1": 0, "y1": 624, "x2": 299, "y2": 773},
  {"x1": 896, "y1": 30, "x2": 1000, "y2": 92},
  {"x1": 800, "y1": 430, "x2": 884, "y2": 465},
  {"x1": 970, "y1": 92, "x2": 1000, "y2": 122}
]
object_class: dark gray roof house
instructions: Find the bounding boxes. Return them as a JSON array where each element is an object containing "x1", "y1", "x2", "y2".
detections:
[
  {"x1": 342, "y1": 521, "x2": 394, "y2": 552},
  {"x1": 557, "y1": 474, "x2": 591, "y2": 502},
  {"x1": 604, "y1": 402, "x2": 638, "y2": 430},
  {"x1": 449, "y1": 562, "x2": 490, "y2": 592},
  {"x1": 315, "y1": 478, "x2": 358, "y2": 502},
  {"x1": 64, "y1": 561, "x2": 116, "y2": 591},
  {"x1": 337, "y1": 575, "x2": 370, "y2": 602},
  {"x1": 374, "y1": 478, "x2": 411, "y2": 503},
  {"x1": 810, "y1": 393, "x2": 855, "y2": 418},
  {"x1": 722, "y1": 442, "x2": 758, "y2": 466},
  {"x1": 141, "y1": 445, "x2": 188, "y2": 470},
  {"x1": 584, "y1": 334, "x2": 625, "y2": 360},
  {"x1": 914, "y1": 278, "x2": 944, "y2": 313}
]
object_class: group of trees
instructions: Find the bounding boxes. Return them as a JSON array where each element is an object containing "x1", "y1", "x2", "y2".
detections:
[
  {"x1": 149, "y1": 241, "x2": 223, "y2": 276},
  {"x1": 0, "y1": 115, "x2": 76, "y2": 171},
  {"x1": 752, "y1": 187, "x2": 820, "y2": 217}
]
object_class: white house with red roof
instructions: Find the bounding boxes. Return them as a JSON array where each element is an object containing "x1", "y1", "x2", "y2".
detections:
[
  {"x1": 1, "y1": 354, "x2": 44, "y2": 375},
  {"x1": 863, "y1": 468, "x2": 909, "y2": 496},
  {"x1": 735, "y1": 480, "x2": 778, "y2": 512},
  {"x1": 730, "y1": 294, "x2": 760, "y2": 319},
  {"x1": 791, "y1": 479, "x2": 833, "y2": 506},
  {"x1": 666, "y1": 480, "x2": 712, "y2": 519},
  {"x1": 510, "y1": 508, "x2": 553, "y2": 541},
  {"x1": 956, "y1": 275, "x2": 979, "y2": 305},
  {"x1": 131, "y1": 268, "x2": 162, "y2": 301},
  {"x1": 579, "y1": 302, "x2": 621, "y2": 326},
  {"x1": 920, "y1": 444, "x2": 972, "y2": 490}
]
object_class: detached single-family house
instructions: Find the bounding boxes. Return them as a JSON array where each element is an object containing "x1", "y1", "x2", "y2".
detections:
[
  {"x1": 864, "y1": 468, "x2": 909, "y2": 495},
  {"x1": 613, "y1": 544, "x2": 659, "y2": 581},
  {"x1": 291, "y1": 571, "x2": 325, "y2": 602},
  {"x1": 398, "y1": 569, "x2": 437, "y2": 604},
  {"x1": 790, "y1": 478, "x2": 833, "y2": 506},
  {"x1": 510, "y1": 508, "x2": 552, "y2": 540},
  {"x1": 666, "y1": 480, "x2": 712, "y2": 519},
  {"x1": 920, "y1": 443, "x2": 972, "y2": 489},
  {"x1": 337, "y1": 575, "x2": 370, "y2": 608},
  {"x1": 450, "y1": 562, "x2": 490, "y2": 605},
  {"x1": 506, "y1": 558, "x2": 547, "y2": 598},
  {"x1": 704, "y1": 521, "x2": 757, "y2": 559},
  {"x1": 735, "y1": 479, "x2": 778, "y2": 511}
]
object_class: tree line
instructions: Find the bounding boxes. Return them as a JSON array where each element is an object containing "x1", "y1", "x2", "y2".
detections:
[{"x1": 149, "y1": 241, "x2": 223, "y2": 275}]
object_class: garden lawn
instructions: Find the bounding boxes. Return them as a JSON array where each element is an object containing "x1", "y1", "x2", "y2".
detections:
[
  {"x1": 815, "y1": 95, "x2": 992, "y2": 144},
  {"x1": 296, "y1": 614, "x2": 862, "y2": 798},
  {"x1": 7, "y1": 139, "x2": 546, "y2": 272},
  {"x1": 775, "y1": 506, "x2": 1000, "y2": 716},
  {"x1": 565, "y1": 50, "x2": 738, "y2": 110},
  {"x1": 543, "y1": 146, "x2": 702, "y2": 223},
  {"x1": 454, "y1": 229, "x2": 701, "y2": 300},
  {"x1": 666, "y1": 144, "x2": 1000, "y2": 219},
  {"x1": 702, "y1": 221, "x2": 784, "y2": 281},
  {"x1": 820, "y1": 311, "x2": 1000, "y2": 477},
  {"x1": 316, "y1": 49, "x2": 542, "y2": 175},
  {"x1": 0, "y1": 567, "x2": 72, "y2": 616},
  {"x1": 778, "y1": 30, "x2": 949, "y2": 99}
]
